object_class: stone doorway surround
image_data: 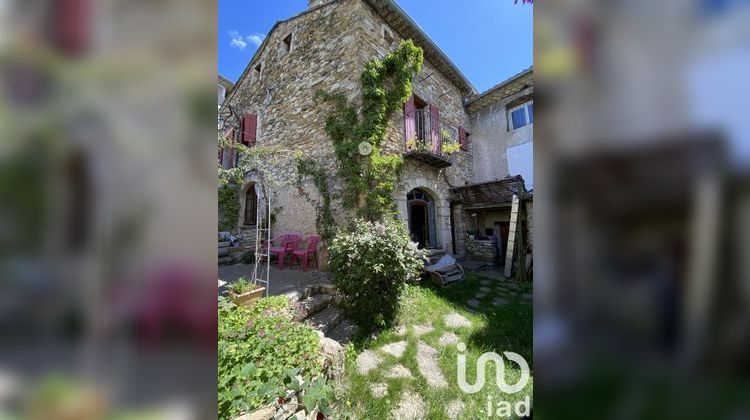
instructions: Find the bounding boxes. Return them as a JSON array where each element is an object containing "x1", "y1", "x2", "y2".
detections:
[{"x1": 396, "y1": 176, "x2": 453, "y2": 254}]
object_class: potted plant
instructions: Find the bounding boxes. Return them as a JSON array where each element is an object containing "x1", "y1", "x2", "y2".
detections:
[
  {"x1": 218, "y1": 232, "x2": 232, "y2": 247},
  {"x1": 228, "y1": 277, "x2": 265, "y2": 306}
]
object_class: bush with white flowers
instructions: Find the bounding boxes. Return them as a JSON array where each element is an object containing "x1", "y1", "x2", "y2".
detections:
[{"x1": 328, "y1": 219, "x2": 427, "y2": 330}]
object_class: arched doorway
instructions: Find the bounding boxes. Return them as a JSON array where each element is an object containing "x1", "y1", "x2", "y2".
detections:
[
  {"x1": 407, "y1": 189, "x2": 437, "y2": 248},
  {"x1": 244, "y1": 184, "x2": 257, "y2": 226}
]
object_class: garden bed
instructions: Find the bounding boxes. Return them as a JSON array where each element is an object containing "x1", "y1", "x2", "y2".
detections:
[{"x1": 218, "y1": 296, "x2": 335, "y2": 420}]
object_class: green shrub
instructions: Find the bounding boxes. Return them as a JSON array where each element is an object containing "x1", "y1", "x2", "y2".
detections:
[
  {"x1": 228, "y1": 277, "x2": 253, "y2": 294},
  {"x1": 328, "y1": 219, "x2": 427, "y2": 330},
  {"x1": 218, "y1": 296, "x2": 322, "y2": 419}
]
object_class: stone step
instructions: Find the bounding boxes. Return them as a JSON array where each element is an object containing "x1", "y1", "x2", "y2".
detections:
[
  {"x1": 218, "y1": 256, "x2": 234, "y2": 265},
  {"x1": 292, "y1": 294, "x2": 333, "y2": 322},
  {"x1": 305, "y1": 306, "x2": 344, "y2": 334},
  {"x1": 327, "y1": 319, "x2": 359, "y2": 345}
]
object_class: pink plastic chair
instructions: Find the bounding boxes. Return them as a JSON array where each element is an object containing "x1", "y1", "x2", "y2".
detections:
[
  {"x1": 262, "y1": 232, "x2": 301, "y2": 269},
  {"x1": 291, "y1": 235, "x2": 320, "y2": 272}
]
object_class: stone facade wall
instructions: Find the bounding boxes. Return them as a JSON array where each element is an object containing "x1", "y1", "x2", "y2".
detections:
[
  {"x1": 222, "y1": 0, "x2": 476, "y2": 256},
  {"x1": 465, "y1": 238, "x2": 496, "y2": 263},
  {"x1": 223, "y1": 1, "x2": 363, "y2": 236},
  {"x1": 469, "y1": 86, "x2": 533, "y2": 184},
  {"x1": 352, "y1": 0, "x2": 473, "y2": 253}
]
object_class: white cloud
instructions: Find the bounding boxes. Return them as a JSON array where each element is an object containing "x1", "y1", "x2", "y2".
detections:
[
  {"x1": 247, "y1": 33, "x2": 265, "y2": 47},
  {"x1": 228, "y1": 30, "x2": 265, "y2": 51},
  {"x1": 228, "y1": 30, "x2": 247, "y2": 50}
]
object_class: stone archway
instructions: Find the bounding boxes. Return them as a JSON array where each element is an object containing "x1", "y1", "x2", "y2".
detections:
[
  {"x1": 238, "y1": 173, "x2": 266, "y2": 228},
  {"x1": 407, "y1": 188, "x2": 436, "y2": 248},
  {"x1": 397, "y1": 178, "x2": 453, "y2": 253}
]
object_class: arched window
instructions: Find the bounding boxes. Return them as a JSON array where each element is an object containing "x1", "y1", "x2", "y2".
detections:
[{"x1": 244, "y1": 186, "x2": 257, "y2": 226}]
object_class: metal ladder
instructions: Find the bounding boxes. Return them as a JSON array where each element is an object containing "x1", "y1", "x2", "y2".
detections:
[{"x1": 252, "y1": 185, "x2": 271, "y2": 296}]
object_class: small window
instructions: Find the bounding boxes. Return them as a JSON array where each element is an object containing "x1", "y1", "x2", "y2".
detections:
[
  {"x1": 254, "y1": 63, "x2": 263, "y2": 80},
  {"x1": 383, "y1": 26, "x2": 394, "y2": 44},
  {"x1": 509, "y1": 101, "x2": 533, "y2": 130},
  {"x1": 282, "y1": 33, "x2": 292, "y2": 53}
]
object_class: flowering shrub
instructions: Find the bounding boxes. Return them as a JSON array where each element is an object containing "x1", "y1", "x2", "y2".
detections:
[
  {"x1": 218, "y1": 296, "x2": 322, "y2": 419},
  {"x1": 328, "y1": 219, "x2": 427, "y2": 330}
]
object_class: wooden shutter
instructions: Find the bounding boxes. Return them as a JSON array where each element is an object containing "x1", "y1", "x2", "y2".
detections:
[
  {"x1": 56, "y1": 0, "x2": 90, "y2": 55},
  {"x1": 430, "y1": 105, "x2": 440, "y2": 154},
  {"x1": 459, "y1": 126, "x2": 468, "y2": 151},
  {"x1": 242, "y1": 113, "x2": 257, "y2": 145},
  {"x1": 404, "y1": 96, "x2": 416, "y2": 150}
]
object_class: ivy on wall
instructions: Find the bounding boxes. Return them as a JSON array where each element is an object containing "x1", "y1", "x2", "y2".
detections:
[
  {"x1": 316, "y1": 40, "x2": 424, "y2": 221},
  {"x1": 295, "y1": 158, "x2": 336, "y2": 242},
  {"x1": 218, "y1": 40, "x2": 424, "y2": 238},
  {"x1": 217, "y1": 137, "x2": 281, "y2": 232}
]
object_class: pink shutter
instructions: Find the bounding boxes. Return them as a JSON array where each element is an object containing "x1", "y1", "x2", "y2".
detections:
[
  {"x1": 404, "y1": 96, "x2": 416, "y2": 150},
  {"x1": 430, "y1": 105, "x2": 440, "y2": 154},
  {"x1": 242, "y1": 113, "x2": 257, "y2": 145},
  {"x1": 56, "y1": 0, "x2": 90, "y2": 55},
  {"x1": 459, "y1": 126, "x2": 468, "y2": 151}
]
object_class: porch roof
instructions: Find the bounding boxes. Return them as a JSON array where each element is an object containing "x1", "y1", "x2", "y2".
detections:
[{"x1": 450, "y1": 176, "x2": 526, "y2": 207}]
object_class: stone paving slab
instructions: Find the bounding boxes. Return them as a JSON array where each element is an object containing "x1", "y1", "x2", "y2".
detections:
[
  {"x1": 392, "y1": 391, "x2": 426, "y2": 420},
  {"x1": 416, "y1": 342, "x2": 448, "y2": 388},
  {"x1": 438, "y1": 332, "x2": 460, "y2": 347},
  {"x1": 370, "y1": 382, "x2": 388, "y2": 399},
  {"x1": 380, "y1": 341, "x2": 407, "y2": 358},
  {"x1": 384, "y1": 364, "x2": 413, "y2": 379},
  {"x1": 443, "y1": 313, "x2": 472, "y2": 329},
  {"x1": 412, "y1": 323, "x2": 434, "y2": 337},
  {"x1": 492, "y1": 297, "x2": 509, "y2": 307},
  {"x1": 445, "y1": 399, "x2": 465, "y2": 419},
  {"x1": 356, "y1": 350, "x2": 383, "y2": 375}
]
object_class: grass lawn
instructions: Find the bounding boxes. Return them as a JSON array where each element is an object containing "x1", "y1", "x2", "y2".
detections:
[{"x1": 336, "y1": 273, "x2": 533, "y2": 418}]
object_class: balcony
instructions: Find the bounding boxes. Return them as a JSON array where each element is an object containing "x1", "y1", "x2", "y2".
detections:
[{"x1": 402, "y1": 108, "x2": 459, "y2": 168}]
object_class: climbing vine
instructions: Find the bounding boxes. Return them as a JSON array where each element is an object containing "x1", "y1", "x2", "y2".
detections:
[
  {"x1": 315, "y1": 40, "x2": 424, "y2": 221},
  {"x1": 295, "y1": 158, "x2": 336, "y2": 242},
  {"x1": 218, "y1": 40, "x2": 424, "y2": 238},
  {"x1": 217, "y1": 136, "x2": 281, "y2": 231}
]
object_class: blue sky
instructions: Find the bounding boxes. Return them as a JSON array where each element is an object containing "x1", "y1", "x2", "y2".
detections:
[{"x1": 218, "y1": 0, "x2": 532, "y2": 93}]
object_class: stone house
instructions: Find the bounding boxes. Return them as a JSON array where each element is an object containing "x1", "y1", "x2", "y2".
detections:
[
  {"x1": 219, "y1": 0, "x2": 533, "y2": 271},
  {"x1": 453, "y1": 69, "x2": 534, "y2": 268}
]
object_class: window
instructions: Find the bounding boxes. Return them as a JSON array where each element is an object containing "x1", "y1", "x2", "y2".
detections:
[
  {"x1": 244, "y1": 187, "x2": 257, "y2": 226},
  {"x1": 509, "y1": 101, "x2": 533, "y2": 130},
  {"x1": 254, "y1": 63, "x2": 263, "y2": 80},
  {"x1": 282, "y1": 33, "x2": 292, "y2": 53}
]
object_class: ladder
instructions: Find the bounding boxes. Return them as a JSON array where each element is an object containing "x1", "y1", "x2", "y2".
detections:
[{"x1": 252, "y1": 184, "x2": 271, "y2": 296}]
